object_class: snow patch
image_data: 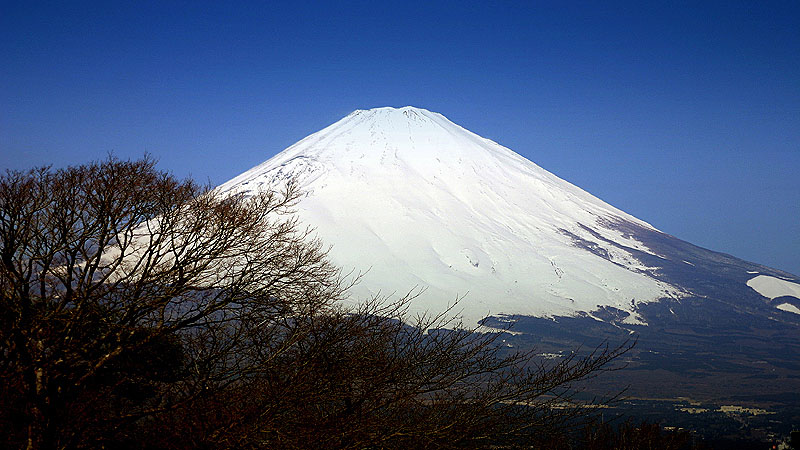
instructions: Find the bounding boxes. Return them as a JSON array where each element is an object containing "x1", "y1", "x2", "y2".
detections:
[
  {"x1": 621, "y1": 312, "x2": 647, "y2": 326},
  {"x1": 747, "y1": 275, "x2": 800, "y2": 300},
  {"x1": 776, "y1": 303, "x2": 800, "y2": 315}
]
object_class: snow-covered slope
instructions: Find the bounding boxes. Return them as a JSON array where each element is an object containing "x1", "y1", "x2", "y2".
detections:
[{"x1": 218, "y1": 106, "x2": 685, "y2": 325}]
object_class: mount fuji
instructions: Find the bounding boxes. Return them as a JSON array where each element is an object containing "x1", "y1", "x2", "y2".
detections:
[{"x1": 218, "y1": 106, "x2": 800, "y2": 400}]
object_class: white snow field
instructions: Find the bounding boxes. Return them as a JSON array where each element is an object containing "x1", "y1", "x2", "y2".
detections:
[
  {"x1": 747, "y1": 275, "x2": 800, "y2": 300},
  {"x1": 747, "y1": 275, "x2": 800, "y2": 315},
  {"x1": 776, "y1": 303, "x2": 800, "y2": 315},
  {"x1": 218, "y1": 107, "x2": 684, "y2": 325}
]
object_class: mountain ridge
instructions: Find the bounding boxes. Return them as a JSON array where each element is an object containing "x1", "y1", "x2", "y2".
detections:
[
  {"x1": 216, "y1": 106, "x2": 800, "y2": 400},
  {"x1": 217, "y1": 107, "x2": 800, "y2": 328}
]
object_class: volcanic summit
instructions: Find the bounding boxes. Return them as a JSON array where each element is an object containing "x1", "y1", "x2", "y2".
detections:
[{"x1": 217, "y1": 107, "x2": 799, "y2": 331}]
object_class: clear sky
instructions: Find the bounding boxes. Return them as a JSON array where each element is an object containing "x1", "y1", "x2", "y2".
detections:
[{"x1": 1, "y1": 1, "x2": 799, "y2": 275}]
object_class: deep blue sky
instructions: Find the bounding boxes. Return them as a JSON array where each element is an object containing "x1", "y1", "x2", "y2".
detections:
[{"x1": 2, "y1": 1, "x2": 799, "y2": 275}]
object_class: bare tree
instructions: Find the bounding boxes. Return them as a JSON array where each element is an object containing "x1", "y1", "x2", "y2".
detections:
[
  {"x1": 1, "y1": 157, "x2": 630, "y2": 450},
  {"x1": 0, "y1": 157, "x2": 341, "y2": 450}
]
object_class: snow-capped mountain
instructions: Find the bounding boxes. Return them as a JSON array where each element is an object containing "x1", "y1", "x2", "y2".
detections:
[
  {"x1": 219, "y1": 106, "x2": 800, "y2": 400},
  {"x1": 218, "y1": 106, "x2": 799, "y2": 327},
  {"x1": 219, "y1": 106, "x2": 684, "y2": 325}
]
